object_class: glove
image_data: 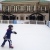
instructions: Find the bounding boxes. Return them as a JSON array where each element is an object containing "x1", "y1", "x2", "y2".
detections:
[
  {"x1": 3, "y1": 36, "x2": 6, "y2": 39},
  {"x1": 14, "y1": 31, "x2": 17, "y2": 34},
  {"x1": 3, "y1": 34, "x2": 7, "y2": 39}
]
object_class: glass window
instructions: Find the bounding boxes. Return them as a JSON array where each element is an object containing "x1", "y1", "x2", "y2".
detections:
[
  {"x1": 17, "y1": 17, "x2": 18, "y2": 20},
  {"x1": 42, "y1": 7, "x2": 45, "y2": 11},
  {"x1": 31, "y1": 6, "x2": 34, "y2": 12},
  {"x1": 5, "y1": 6, "x2": 8, "y2": 12},
  {"x1": 26, "y1": 17, "x2": 28, "y2": 20},
  {"x1": 19, "y1": 5, "x2": 26, "y2": 12},
  {"x1": 11, "y1": 6, "x2": 15, "y2": 12},
  {"x1": 20, "y1": 17, "x2": 24, "y2": 20},
  {"x1": 20, "y1": 15, "x2": 24, "y2": 20},
  {"x1": 41, "y1": 6, "x2": 45, "y2": 11}
]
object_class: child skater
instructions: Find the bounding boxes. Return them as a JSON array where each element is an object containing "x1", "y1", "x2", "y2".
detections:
[{"x1": 1, "y1": 25, "x2": 17, "y2": 48}]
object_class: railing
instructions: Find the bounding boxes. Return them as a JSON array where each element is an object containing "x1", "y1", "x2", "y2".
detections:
[{"x1": 0, "y1": 20, "x2": 45, "y2": 24}]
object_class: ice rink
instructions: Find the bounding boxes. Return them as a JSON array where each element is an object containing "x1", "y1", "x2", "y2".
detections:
[{"x1": 0, "y1": 24, "x2": 50, "y2": 50}]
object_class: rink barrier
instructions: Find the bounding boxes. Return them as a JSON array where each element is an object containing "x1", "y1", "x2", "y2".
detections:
[
  {"x1": 0, "y1": 20, "x2": 45, "y2": 24},
  {"x1": 46, "y1": 21, "x2": 50, "y2": 27}
]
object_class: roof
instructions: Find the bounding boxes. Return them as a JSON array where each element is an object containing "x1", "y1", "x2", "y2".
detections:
[{"x1": 2, "y1": 0, "x2": 47, "y2": 2}]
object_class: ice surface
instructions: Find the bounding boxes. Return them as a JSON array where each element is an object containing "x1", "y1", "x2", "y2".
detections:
[{"x1": 0, "y1": 24, "x2": 50, "y2": 50}]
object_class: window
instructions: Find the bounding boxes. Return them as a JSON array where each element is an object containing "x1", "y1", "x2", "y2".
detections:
[
  {"x1": 17, "y1": 17, "x2": 18, "y2": 20},
  {"x1": 20, "y1": 15, "x2": 24, "y2": 20},
  {"x1": 26, "y1": 17, "x2": 28, "y2": 20},
  {"x1": 31, "y1": 6, "x2": 34, "y2": 12},
  {"x1": 41, "y1": 6, "x2": 45, "y2": 11},
  {"x1": 11, "y1": 6, "x2": 15, "y2": 12},
  {"x1": 25, "y1": 6, "x2": 27, "y2": 12},
  {"x1": 19, "y1": 5, "x2": 26, "y2": 12},
  {"x1": 5, "y1": 6, "x2": 9, "y2": 12},
  {"x1": 20, "y1": 17, "x2": 24, "y2": 20},
  {"x1": 11, "y1": 6, "x2": 14, "y2": 12},
  {"x1": 42, "y1": 7, "x2": 45, "y2": 11}
]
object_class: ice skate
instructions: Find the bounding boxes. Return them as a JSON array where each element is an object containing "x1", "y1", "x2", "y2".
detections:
[
  {"x1": 1, "y1": 45, "x2": 4, "y2": 47},
  {"x1": 9, "y1": 46, "x2": 14, "y2": 48}
]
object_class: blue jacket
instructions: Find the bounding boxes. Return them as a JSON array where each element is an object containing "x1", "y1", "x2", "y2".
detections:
[{"x1": 5, "y1": 29, "x2": 13, "y2": 39}]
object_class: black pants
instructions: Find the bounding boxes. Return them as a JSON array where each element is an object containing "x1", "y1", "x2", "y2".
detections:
[{"x1": 1, "y1": 39, "x2": 12, "y2": 47}]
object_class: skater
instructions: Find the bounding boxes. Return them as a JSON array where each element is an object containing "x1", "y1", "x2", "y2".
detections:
[{"x1": 1, "y1": 25, "x2": 17, "y2": 48}]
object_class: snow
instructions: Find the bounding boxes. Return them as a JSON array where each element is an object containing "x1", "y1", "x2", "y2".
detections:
[{"x1": 0, "y1": 24, "x2": 50, "y2": 50}]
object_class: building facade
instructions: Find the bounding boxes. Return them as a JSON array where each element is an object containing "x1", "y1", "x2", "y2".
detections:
[{"x1": 0, "y1": 1, "x2": 50, "y2": 21}]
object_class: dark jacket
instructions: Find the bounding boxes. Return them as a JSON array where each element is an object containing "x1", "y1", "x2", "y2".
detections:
[{"x1": 5, "y1": 29, "x2": 13, "y2": 39}]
